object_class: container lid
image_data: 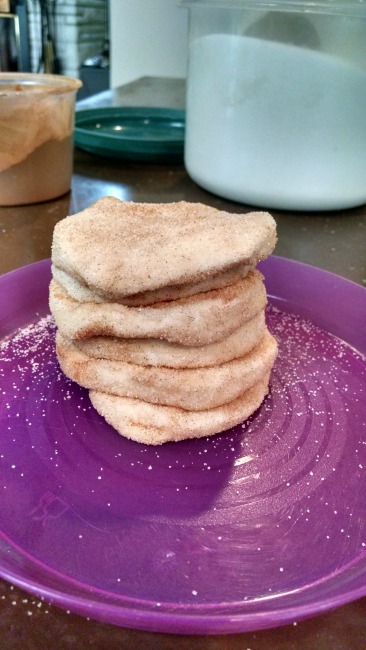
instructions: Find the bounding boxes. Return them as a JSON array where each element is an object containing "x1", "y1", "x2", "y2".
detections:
[
  {"x1": 74, "y1": 107, "x2": 185, "y2": 163},
  {"x1": 181, "y1": 0, "x2": 366, "y2": 16},
  {"x1": 0, "y1": 72, "x2": 82, "y2": 95}
]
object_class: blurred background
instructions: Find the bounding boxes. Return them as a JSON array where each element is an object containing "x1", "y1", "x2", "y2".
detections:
[{"x1": 0, "y1": 0, "x2": 188, "y2": 98}]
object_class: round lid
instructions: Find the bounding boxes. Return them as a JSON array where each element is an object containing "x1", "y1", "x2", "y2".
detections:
[
  {"x1": 0, "y1": 72, "x2": 82, "y2": 95},
  {"x1": 181, "y1": 0, "x2": 366, "y2": 16}
]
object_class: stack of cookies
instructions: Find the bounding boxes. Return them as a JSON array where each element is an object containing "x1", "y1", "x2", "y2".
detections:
[{"x1": 49, "y1": 197, "x2": 277, "y2": 445}]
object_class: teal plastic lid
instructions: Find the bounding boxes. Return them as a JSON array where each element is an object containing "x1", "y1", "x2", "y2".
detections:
[{"x1": 74, "y1": 107, "x2": 185, "y2": 163}]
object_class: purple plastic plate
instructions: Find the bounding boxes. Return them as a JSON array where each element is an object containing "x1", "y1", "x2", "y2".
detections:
[{"x1": 0, "y1": 256, "x2": 366, "y2": 634}]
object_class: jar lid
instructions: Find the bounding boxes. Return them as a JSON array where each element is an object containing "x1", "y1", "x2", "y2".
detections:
[
  {"x1": 0, "y1": 73, "x2": 82, "y2": 96},
  {"x1": 181, "y1": 0, "x2": 366, "y2": 16}
]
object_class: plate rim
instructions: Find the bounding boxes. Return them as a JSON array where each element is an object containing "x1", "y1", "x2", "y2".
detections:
[
  {"x1": 1, "y1": 253, "x2": 364, "y2": 291},
  {"x1": 1, "y1": 255, "x2": 366, "y2": 633},
  {"x1": 2, "y1": 533, "x2": 366, "y2": 634}
]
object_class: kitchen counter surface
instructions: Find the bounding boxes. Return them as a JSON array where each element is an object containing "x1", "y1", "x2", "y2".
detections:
[{"x1": 0, "y1": 76, "x2": 365, "y2": 650}]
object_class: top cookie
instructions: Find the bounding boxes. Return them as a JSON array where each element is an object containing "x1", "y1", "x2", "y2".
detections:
[{"x1": 51, "y1": 197, "x2": 276, "y2": 300}]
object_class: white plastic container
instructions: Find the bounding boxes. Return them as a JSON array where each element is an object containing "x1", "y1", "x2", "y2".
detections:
[{"x1": 183, "y1": 1, "x2": 366, "y2": 211}]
